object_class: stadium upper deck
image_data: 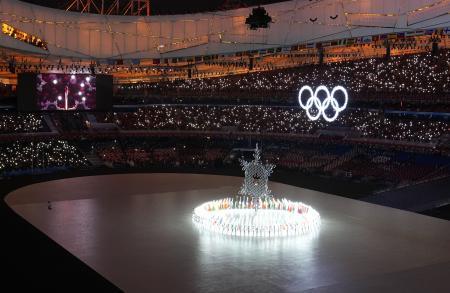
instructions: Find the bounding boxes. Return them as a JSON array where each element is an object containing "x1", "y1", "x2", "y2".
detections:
[{"x1": 1, "y1": 0, "x2": 449, "y2": 59}]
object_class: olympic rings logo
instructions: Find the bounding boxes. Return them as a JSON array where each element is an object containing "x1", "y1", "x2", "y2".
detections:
[{"x1": 298, "y1": 85, "x2": 348, "y2": 122}]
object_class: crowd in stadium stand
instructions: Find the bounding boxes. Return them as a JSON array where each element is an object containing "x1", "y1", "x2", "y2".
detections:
[
  {"x1": 0, "y1": 106, "x2": 447, "y2": 145},
  {"x1": 116, "y1": 50, "x2": 450, "y2": 105},
  {"x1": 90, "y1": 138, "x2": 450, "y2": 188},
  {"x1": 0, "y1": 49, "x2": 449, "y2": 193},
  {"x1": 0, "y1": 113, "x2": 46, "y2": 133},
  {"x1": 50, "y1": 112, "x2": 87, "y2": 132},
  {"x1": 98, "y1": 106, "x2": 449, "y2": 143},
  {"x1": 0, "y1": 82, "x2": 13, "y2": 97},
  {"x1": 0, "y1": 103, "x2": 448, "y2": 183},
  {"x1": 0, "y1": 140, "x2": 88, "y2": 175}
]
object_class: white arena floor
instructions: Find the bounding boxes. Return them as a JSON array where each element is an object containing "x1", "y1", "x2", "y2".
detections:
[{"x1": 6, "y1": 173, "x2": 450, "y2": 292}]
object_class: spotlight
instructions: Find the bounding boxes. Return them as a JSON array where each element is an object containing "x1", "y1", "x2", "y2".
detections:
[
  {"x1": 82, "y1": 97, "x2": 86, "y2": 102},
  {"x1": 53, "y1": 79, "x2": 58, "y2": 84},
  {"x1": 71, "y1": 75, "x2": 76, "y2": 79},
  {"x1": 78, "y1": 91, "x2": 82, "y2": 95},
  {"x1": 57, "y1": 96, "x2": 62, "y2": 101},
  {"x1": 86, "y1": 76, "x2": 90, "y2": 82},
  {"x1": 80, "y1": 83, "x2": 85, "y2": 87}
]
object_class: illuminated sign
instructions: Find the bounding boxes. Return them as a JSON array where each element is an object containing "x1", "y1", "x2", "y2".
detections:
[
  {"x1": 298, "y1": 85, "x2": 348, "y2": 122},
  {"x1": 1, "y1": 23, "x2": 48, "y2": 51}
]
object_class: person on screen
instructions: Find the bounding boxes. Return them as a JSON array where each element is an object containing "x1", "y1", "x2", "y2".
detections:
[{"x1": 64, "y1": 85, "x2": 69, "y2": 110}]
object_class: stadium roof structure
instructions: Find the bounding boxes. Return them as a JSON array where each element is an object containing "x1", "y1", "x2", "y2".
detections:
[
  {"x1": 0, "y1": 0, "x2": 449, "y2": 60},
  {"x1": 21, "y1": 0, "x2": 282, "y2": 15}
]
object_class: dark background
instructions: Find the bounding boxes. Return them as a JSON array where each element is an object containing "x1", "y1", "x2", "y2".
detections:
[
  {"x1": 96, "y1": 75, "x2": 113, "y2": 111},
  {"x1": 17, "y1": 73, "x2": 37, "y2": 112}
]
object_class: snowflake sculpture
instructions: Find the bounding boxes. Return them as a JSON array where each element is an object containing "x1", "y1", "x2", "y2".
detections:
[{"x1": 239, "y1": 144, "x2": 275, "y2": 210}]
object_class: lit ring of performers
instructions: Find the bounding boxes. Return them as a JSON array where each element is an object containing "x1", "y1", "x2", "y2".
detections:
[
  {"x1": 192, "y1": 196, "x2": 321, "y2": 237},
  {"x1": 298, "y1": 85, "x2": 348, "y2": 122}
]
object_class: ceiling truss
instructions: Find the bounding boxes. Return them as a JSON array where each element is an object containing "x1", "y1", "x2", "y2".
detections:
[{"x1": 66, "y1": 0, "x2": 151, "y2": 16}]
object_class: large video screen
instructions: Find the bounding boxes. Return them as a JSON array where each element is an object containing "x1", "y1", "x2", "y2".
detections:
[{"x1": 36, "y1": 73, "x2": 96, "y2": 110}]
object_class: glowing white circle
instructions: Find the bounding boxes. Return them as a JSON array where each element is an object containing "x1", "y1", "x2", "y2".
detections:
[
  {"x1": 192, "y1": 197, "x2": 321, "y2": 237},
  {"x1": 298, "y1": 85, "x2": 348, "y2": 122}
]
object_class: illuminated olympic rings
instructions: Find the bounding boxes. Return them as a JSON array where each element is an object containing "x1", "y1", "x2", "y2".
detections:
[{"x1": 298, "y1": 85, "x2": 348, "y2": 122}]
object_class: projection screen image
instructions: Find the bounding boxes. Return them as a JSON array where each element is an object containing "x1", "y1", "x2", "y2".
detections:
[{"x1": 36, "y1": 74, "x2": 96, "y2": 110}]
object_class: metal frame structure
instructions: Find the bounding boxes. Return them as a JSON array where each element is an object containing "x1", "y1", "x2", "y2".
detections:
[{"x1": 66, "y1": 0, "x2": 150, "y2": 16}]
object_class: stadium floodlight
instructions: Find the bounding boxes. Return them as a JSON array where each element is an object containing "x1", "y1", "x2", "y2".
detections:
[{"x1": 298, "y1": 85, "x2": 348, "y2": 122}]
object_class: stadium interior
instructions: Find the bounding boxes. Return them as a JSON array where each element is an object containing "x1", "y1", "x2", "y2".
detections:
[{"x1": 1, "y1": 0, "x2": 450, "y2": 291}]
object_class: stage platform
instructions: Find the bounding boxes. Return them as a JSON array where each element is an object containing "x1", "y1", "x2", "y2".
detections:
[{"x1": 6, "y1": 173, "x2": 450, "y2": 292}]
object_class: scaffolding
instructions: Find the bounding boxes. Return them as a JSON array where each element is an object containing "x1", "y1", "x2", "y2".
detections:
[{"x1": 66, "y1": 0, "x2": 151, "y2": 16}]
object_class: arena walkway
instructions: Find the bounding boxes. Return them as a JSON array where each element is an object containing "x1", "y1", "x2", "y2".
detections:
[{"x1": 6, "y1": 173, "x2": 450, "y2": 292}]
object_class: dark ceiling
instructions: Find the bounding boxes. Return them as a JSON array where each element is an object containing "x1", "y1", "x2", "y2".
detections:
[{"x1": 20, "y1": 0, "x2": 287, "y2": 15}]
